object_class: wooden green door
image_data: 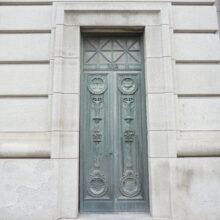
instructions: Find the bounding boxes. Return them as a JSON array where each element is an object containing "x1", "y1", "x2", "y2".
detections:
[{"x1": 80, "y1": 34, "x2": 149, "y2": 212}]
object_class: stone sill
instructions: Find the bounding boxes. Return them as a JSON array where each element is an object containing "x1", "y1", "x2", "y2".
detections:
[{"x1": 77, "y1": 214, "x2": 170, "y2": 220}]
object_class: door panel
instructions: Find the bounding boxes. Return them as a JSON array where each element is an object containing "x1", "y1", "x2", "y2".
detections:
[
  {"x1": 80, "y1": 35, "x2": 149, "y2": 212},
  {"x1": 83, "y1": 36, "x2": 142, "y2": 71},
  {"x1": 81, "y1": 73, "x2": 114, "y2": 211}
]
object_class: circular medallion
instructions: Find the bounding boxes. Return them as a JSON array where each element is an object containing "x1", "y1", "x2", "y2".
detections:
[
  {"x1": 88, "y1": 77, "x2": 107, "y2": 94},
  {"x1": 119, "y1": 77, "x2": 137, "y2": 94},
  {"x1": 119, "y1": 173, "x2": 140, "y2": 197},
  {"x1": 87, "y1": 171, "x2": 108, "y2": 197}
]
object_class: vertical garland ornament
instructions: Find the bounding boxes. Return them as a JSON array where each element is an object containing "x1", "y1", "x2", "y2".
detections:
[
  {"x1": 87, "y1": 75, "x2": 108, "y2": 198},
  {"x1": 119, "y1": 75, "x2": 141, "y2": 198}
]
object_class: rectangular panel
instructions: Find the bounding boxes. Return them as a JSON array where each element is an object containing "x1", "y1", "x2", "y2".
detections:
[
  {"x1": 81, "y1": 73, "x2": 113, "y2": 211},
  {"x1": 116, "y1": 73, "x2": 148, "y2": 211},
  {"x1": 0, "y1": 6, "x2": 52, "y2": 30},
  {"x1": 0, "y1": 64, "x2": 49, "y2": 95},
  {"x1": 177, "y1": 131, "x2": 220, "y2": 156},
  {"x1": 178, "y1": 96, "x2": 220, "y2": 130},
  {"x1": 0, "y1": 97, "x2": 48, "y2": 131},
  {"x1": 172, "y1": 6, "x2": 218, "y2": 31},
  {"x1": 0, "y1": 33, "x2": 50, "y2": 61},
  {"x1": 173, "y1": 34, "x2": 220, "y2": 61},
  {"x1": 176, "y1": 64, "x2": 220, "y2": 94},
  {"x1": 65, "y1": 11, "x2": 160, "y2": 26},
  {"x1": 0, "y1": 132, "x2": 50, "y2": 158},
  {"x1": 83, "y1": 36, "x2": 142, "y2": 71}
]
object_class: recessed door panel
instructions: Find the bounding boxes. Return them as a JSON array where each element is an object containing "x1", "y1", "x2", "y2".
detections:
[{"x1": 80, "y1": 35, "x2": 149, "y2": 212}]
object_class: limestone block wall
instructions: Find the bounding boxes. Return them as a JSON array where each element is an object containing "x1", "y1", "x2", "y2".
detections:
[
  {"x1": 171, "y1": 1, "x2": 220, "y2": 220},
  {"x1": 0, "y1": 3, "x2": 52, "y2": 157},
  {"x1": 0, "y1": 0, "x2": 220, "y2": 220}
]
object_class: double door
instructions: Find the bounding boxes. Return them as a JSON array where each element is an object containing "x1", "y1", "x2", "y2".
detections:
[{"x1": 80, "y1": 34, "x2": 149, "y2": 212}]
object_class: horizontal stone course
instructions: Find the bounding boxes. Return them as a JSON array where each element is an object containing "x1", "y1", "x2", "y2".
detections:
[
  {"x1": 0, "y1": 97, "x2": 49, "y2": 132},
  {"x1": 0, "y1": 64, "x2": 50, "y2": 95},
  {"x1": 172, "y1": 6, "x2": 218, "y2": 31},
  {"x1": 0, "y1": 6, "x2": 52, "y2": 30},
  {"x1": 173, "y1": 33, "x2": 220, "y2": 61},
  {"x1": 0, "y1": 33, "x2": 50, "y2": 61},
  {"x1": 0, "y1": 132, "x2": 50, "y2": 158},
  {"x1": 177, "y1": 131, "x2": 220, "y2": 156},
  {"x1": 175, "y1": 64, "x2": 220, "y2": 94},
  {"x1": 177, "y1": 96, "x2": 220, "y2": 130}
]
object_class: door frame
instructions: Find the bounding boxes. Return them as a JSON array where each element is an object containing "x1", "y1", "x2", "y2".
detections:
[
  {"x1": 51, "y1": 3, "x2": 176, "y2": 218},
  {"x1": 79, "y1": 33, "x2": 149, "y2": 212}
]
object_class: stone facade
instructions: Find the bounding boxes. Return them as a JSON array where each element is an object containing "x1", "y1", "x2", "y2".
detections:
[{"x1": 0, "y1": 0, "x2": 220, "y2": 219}]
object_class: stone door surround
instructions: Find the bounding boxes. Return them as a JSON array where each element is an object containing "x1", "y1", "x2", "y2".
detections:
[{"x1": 51, "y1": 2, "x2": 175, "y2": 218}]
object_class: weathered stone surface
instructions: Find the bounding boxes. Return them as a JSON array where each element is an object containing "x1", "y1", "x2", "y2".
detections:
[
  {"x1": 145, "y1": 58, "x2": 165, "y2": 93},
  {"x1": 52, "y1": 93, "x2": 79, "y2": 131},
  {"x1": 0, "y1": 34, "x2": 50, "y2": 61},
  {"x1": 177, "y1": 131, "x2": 220, "y2": 157},
  {"x1": 173, "y1": 34, "x2": 220, "y2": 61},
  {"x1": 0, "y1": 159, "x2": 78, "y2": 220},
  {"x1": 177, "y1": 96, "x2": 220, "y2": 130},
  {"x1": 0, "y1": 64, "x2": 50, "y2": 95},
  {"x1": 148, "y1": 131, "x2": 176, "y2": 158},
  {"x1": 0, "y1": 159, "x2": 58, "y2": 220},
  {"x1": 145, "y1": 57, "x2": 173, "y2": 93},
  {"x1": 145, "y1": 26, "x2": 163, "y2": 58},
  {"x1": 0, "y1": 133, "x2": 50, "y2": 158},
  {"x1": 149, "y1": 158, "x2": 171, "y2": 218},
  {"x1": 0, "y1": 1, "x2": 219, "y2": 219},
  {"x1": 147, "y1": 93, "x2": 176, "y2": 130},
  {"x1": 172, "y1": 6, "x2": 218, "y2": 31},
  {"x1": 78, "y1": 214, "x2": 169, "y2": 220},
  {"x1": 54, "y1": 25, "x2": 80, "y2": 58},
  {"x1": 0, "y1": 97, "x2": 49, "y2": 132},
  {"x1": 51, "y1": 131, "x2": 79, "y2": 158},
  {"x1": 64, "y1": 10, "x2": 160, "y2": 26},
  {"x1": 172, "y1": 0, "x2": 214, "y2": 3},
  {"x1": 53, "y1": 58, "x2": 80, "y2": 94},
  {"x1": 171, "y1": 158, "x2": 220, "y2": 220},
  {"x1": 0, "y1": 6, "x2": 52, "y2": 30},
  {"x1": 175, "y1": 64, "x2": 220, "y2": 94}
]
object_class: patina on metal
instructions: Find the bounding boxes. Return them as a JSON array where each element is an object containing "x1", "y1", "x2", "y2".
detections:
[{"x1": 80, "y1": 34, "x2": 149, "y2": 212}]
